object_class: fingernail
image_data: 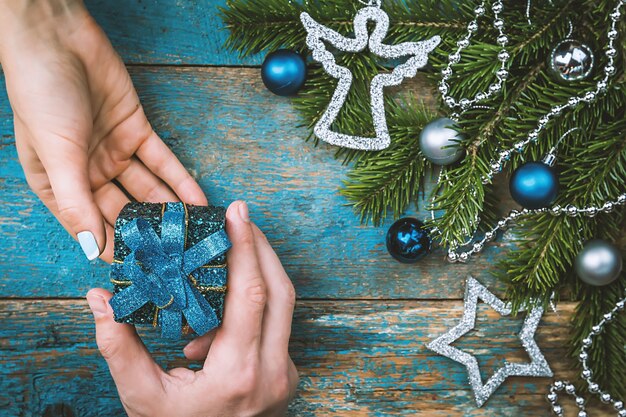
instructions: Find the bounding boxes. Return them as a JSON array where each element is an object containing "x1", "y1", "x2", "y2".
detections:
[
  {"x1": 183, "y1": 340, "x2": 196, "y2": 355},
  {"x1": 87, "y1": 294, "x2": 108, "y2": 319},
  {"x1": 238, "y1": 201, "x2": 250, "y2": 223},
  {"x1": 77, "y1": 231, "x2": 100, "y2": 261}
]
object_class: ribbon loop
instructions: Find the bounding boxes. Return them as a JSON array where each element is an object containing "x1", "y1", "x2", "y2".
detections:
[{"x1": 109, "y1": 203, "x2": 231, "y2": 339}]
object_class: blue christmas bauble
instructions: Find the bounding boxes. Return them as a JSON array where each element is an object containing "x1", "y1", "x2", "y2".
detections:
[
  {"x1": 386, "y1": 218, "x2": 432, "y2": 263},
  {"x1": 261, "y1": 49, "x2": 307, "y2": 96},
  {"x1": 509, "y1": 162, "x2": 559, "y2": 209}
]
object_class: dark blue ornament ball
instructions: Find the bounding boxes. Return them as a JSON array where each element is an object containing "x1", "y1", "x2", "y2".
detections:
[
  {"x1": 509, "y1": 162, "x2": 559, "y2": 209},
  {"x1": 386, "y1": 218, "x2": 432, "y2": 263},
  {"x1": 261, "y1": 49, "x2": 307, "y2": 96}
]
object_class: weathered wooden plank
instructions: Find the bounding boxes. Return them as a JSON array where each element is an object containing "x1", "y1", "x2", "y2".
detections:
[
  {"x1": 0, "y1": 2, "x2": 603, "y2": 415},
  {"x1": 84, "y1": 0, "x2": 261, "y2": 66},
  {"x1": 0, "y1": 299, "x2": 611, "y2": 416},
  {"x1": 0, "y1": 67, "x2": 517, "y2": 300}
]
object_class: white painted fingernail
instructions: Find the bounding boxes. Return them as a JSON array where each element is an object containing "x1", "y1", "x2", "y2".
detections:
[{"x1": 77, "y1": 231, "x2": 100, "y2": 261}]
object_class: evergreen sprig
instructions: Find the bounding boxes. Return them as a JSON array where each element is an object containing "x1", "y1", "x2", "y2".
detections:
[
  {"x1": 221, "y1": 0, "x2": 626, "y2": 399},
  {"x1": 340, "y1": 100, "x2": 436, "y2": 225}
]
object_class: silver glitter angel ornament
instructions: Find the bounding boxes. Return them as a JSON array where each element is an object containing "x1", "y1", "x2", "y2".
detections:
[{"x1": 300, "y1": 1, "x2": 441, "y2": 151}]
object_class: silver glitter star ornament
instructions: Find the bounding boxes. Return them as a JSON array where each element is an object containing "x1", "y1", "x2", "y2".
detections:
[
  {"x1": 426, "y1": 276, "x2": 553, "y2": 407},
  {"x1": 300, "y1": 2, "x2": 440, "y2": 151}
]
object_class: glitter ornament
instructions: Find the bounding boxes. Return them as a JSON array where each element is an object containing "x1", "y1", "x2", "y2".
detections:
[
  {"x1": 549, "y1": 39, "x2": 595, "y2": 82},
  {"x1": 419, "y1": 117, "x2": 464, "y2": 165},
  {"x1": 575, "y1": 239, "x2": 623, "y2": 286},
  {"x1": 261, "y1": 49, "x2": 307, "y2": 96},
  {"x1": 427, "y1": 276, "x2": 553, "y2": 407},
  {"x1": 300, "y1": 1, "x2": 440, "y2": 150},
  {"x1": 386, "y1": 217, "x2": 431, "y2": 263}
]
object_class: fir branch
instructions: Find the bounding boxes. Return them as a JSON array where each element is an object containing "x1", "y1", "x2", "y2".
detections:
[
  {"x1": 340, "y1": 100, "x2": 436, "y2": 225},
  {"x1": 219, "y1": 0, "x2": 304, "y2": 57},
  {"x1": 428, "y1": 61, "x2": 544, "y2": 247},
  {"x1": 500, "y1": 85, "x2": 625, "y2": 395},
  {"x1": 501, "y1": 84, "x2": 626, "y2": 307},
  {"x1": 570, "y1": 261, "x2": 626, "y2": 400},
  {"x1": 501, "y1": 83, "x2": 626, "y2": 292},
  {"x1": 220, "y1": 0, "x2": 467, "y2": 59},
  {"x1": 508, "y1": 0, "x2": 579, "y2": 64},
  {"x1": 503, "y1": 215, "x2": 589, "y2": 309},
  {"x1": 222, "y1": 0, "x2": 626, "y2": 394}
]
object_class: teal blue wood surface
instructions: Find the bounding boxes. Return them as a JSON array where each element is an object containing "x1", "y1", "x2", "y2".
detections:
[
  {"x1": 84, "y1": 0, "x2": 262, "y2": 66},
  {"x1": 0, "y1": 68, "x2": 514, "y2": 300},
  {"x1": 0, "y1": 300, "x2": 591, "y2": 416},
  {"x1": 0, "y1": 1, "x2": 595, "y2": 416}
]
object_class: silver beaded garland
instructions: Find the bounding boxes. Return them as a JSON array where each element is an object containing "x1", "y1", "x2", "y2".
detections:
[
  {"x1": 439, "y1": 0, "x2": 510, "y2": 114},
  {"x1": 446, "y1": 194, "x2": 626, "y2": 263},
  {"x1": 300, "y1": 1, "x2": 440, "y2": 150},
  {"x1": 442, "y1": 0, "x2": 625, "y2": 263},
  {"x1": 547, "y1": 292, "x2": 626, "y2": 416}
]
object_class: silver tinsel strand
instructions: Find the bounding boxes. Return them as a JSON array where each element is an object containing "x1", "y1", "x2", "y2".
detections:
[
  {"x1": 426, "y1": 276, "x2": 553, "y2": 407},
  {"x1": 300, "y1": 5, "x2": 440, "y2": 150},
  {"x1": 441, "y1": 0, "x2": 625, "y2": 264},
  {"x1": 547, "y1": 292, "x2": 626, "y2": 417}
]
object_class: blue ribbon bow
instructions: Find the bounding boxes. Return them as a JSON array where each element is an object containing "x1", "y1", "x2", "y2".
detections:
[{"x1": 109, "y1": 203, "x2": 231, "y2": 339}]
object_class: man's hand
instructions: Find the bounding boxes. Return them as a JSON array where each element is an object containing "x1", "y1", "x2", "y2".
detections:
[
  {"x1": 86, "y1": 201, "x2": 299, "y2": 416},
  {"x1": 0, "y1": 0, "x2": 206, "y2": 262}
]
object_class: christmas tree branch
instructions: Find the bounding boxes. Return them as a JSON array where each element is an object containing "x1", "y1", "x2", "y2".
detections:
[
  {"x1": 500, "y1": 85, "x2": 625, "y2": 396},
  {"x1": 502, "y1": 87, "x2": 625, "y2": 303},
  {"x1": 340, "y1": 100, "x2": 436, "y2": 225},
  {"x1": 428, "y1": 60, "x2": 544, "y2": 247},
  {"x1": 221, "y1": 0, "x2": 626, "y2": 396},
  {"x1": 571, "y1": 278, "x2": 626, "y2": 401}
]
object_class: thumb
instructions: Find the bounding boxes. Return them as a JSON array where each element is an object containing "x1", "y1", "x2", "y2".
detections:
[
  {"x1": 39, "y1": 141, "x2": 106, "y2": 261},
  {"x1": 86, "y1": 289, "x2": 164, "y2": 395}
]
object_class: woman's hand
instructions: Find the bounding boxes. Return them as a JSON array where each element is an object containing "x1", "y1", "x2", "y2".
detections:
[
  {"x1": 0, "y1": 0, "x2": 206, "y2": 262},
  {"x1": 86, "y1": 201, "x2": 298, "y2": 417}
]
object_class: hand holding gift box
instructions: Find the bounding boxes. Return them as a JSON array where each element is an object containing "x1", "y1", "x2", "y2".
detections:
[{"x1": 86, "y1": 201, "x2": 298, "y2": 416}]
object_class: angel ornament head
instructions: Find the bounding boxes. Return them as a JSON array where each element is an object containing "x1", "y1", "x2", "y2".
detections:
[{"x1": 300, "y1": 1, "x2": 440, "y2": 151}]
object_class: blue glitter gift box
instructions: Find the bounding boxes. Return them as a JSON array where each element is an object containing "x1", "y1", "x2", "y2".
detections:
[{"x1": 109, "y1": 202, "x2": 231, "y2": 339}]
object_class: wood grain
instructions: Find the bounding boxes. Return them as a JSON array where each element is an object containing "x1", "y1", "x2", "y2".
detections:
[
  {"x1": 0, "y1": 67, "x2": 518, "y2": 300},
  {"x1": 0, "y1": 299, "x2": 612, "y2": 416},
  {"x1": 0, "y1": 1, "x2": 601, "y2": 415},
  {"x1": 83, "y1": 0, "x2": 262, "y2": 66}
]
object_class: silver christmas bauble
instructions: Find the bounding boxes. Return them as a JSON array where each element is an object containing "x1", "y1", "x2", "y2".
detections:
[
  {"x1": 575, "y1": 239, "x2": 623, "y2": 286},
  {"x1": 549, "y1": 39, "x2": 595, "y2": 82},
  {"x1": 419, "y1": 118, "x2": 464, "y2": 165}
]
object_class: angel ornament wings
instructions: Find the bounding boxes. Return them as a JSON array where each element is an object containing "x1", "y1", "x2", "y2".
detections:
[{"x1": 300, "y1": 1, "x2": 441, "y2": 151}]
